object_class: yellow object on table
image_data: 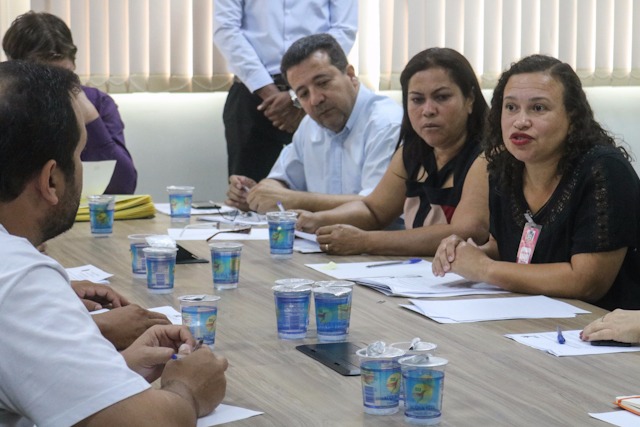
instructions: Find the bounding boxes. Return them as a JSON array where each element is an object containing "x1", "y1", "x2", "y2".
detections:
[{"x1": 75, "y1": 194, "x2": 155, "y2": 221}]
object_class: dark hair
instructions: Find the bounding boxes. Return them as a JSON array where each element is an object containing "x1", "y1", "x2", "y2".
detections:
[
  {"x1": 2, "y1": 11, "x2": 77, "y2": 63},
  {"x1": 398, "y1": 47, "x2": 488, "y2": 163},
  {"x1": 281, "y1": 33, "x2": 348, "y2": 84},
  {"x1": 0, "y1": 60, "x2": 81, "y2": 201},
  {"x1": 485, "y1": 54, "x2": 626, "y2": 190}
]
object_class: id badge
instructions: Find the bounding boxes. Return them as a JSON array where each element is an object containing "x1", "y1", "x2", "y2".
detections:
[{"x1": 516, "y1": 213, "x2": 542, "y2": 264}]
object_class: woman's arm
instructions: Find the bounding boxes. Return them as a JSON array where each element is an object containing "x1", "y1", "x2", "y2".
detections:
[
  {"x1": 315, "y1": 155, "x2": 490, "y2": 256},
  {"x1": 447, "y1": 242, "x2": 627, "y2": 302}
]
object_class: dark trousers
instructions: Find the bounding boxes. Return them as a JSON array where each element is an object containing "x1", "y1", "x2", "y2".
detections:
[{"x1": 222, "y1": 81, "x2": 293, "y2": 181}]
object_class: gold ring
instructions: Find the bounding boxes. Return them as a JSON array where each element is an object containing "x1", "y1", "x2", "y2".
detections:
[{"x1": 324, "y1": 243, "x2": 329, "y2": 251}]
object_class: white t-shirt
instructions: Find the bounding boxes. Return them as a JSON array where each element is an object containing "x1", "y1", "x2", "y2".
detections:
[{"x1": 0, "y1": 226, "x2": 150, "y2": 427}]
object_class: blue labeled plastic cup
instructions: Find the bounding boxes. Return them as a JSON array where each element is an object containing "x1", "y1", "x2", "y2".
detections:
[
  {"x1": 179, "y1": 295, "x2": 221, "y2": 350},
  {"x1": 356, "y1": 343, "x2": 405, "y2": 415},
  {"x1": 128, "y1": 234, "x2": 153, "y2": 276},
  {"x1": 166, "y1": 185, "x2": 194, "y2": 223},
  {"x1": 313, "y1": 283, "x2": 354, "y2": 342},
  {"x1": 88, "y1": 195, "x2": 115, "y2": 236},
  {"x1": 267, "y1": 211, "x2": 297, "y2": 259},
  {"x1": 209, "y1": 242, "x2": 243, "y2": 290},
  {"x1": 272, "y1": 279, "x2": 313, "y2": 339},
  {"x1": 390, "y1": 340, "x2": 438, "y2": 401},
  {"x1": 398, "y1": 355, "x2": 448, "y2": 425},
  {"x1": 143, "y1": 246, "x2": 178, "y2": 294}
]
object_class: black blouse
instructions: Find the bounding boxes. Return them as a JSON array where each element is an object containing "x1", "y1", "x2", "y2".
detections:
[{"x1": 489, "y1": 145, "x2": 640, "y2": 310}]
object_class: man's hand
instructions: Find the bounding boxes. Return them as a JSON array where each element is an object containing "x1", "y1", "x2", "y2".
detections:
[
  {"x1": 71, "y1": 280, "x2": 129, "y2": 311},
  {"x1": 161, "y1": 339, "x2": 229, "y2": 416},
  {"x1": 225, "y1": 175, "x2": 257, "y2": 211},
  {"x1": 75, "y1": 88, "x2": 100, "y2": 124},
  {"x1": 246, "y1": 180, "x2": 291, "y2": 213},
  {"x1": 93, "y1": 305, "x2": 171, "y2": 350},
  {"x1": 295, "y1": 210, "x2": 322, "y2": 233},
  {"x1": 121, "y1": 325, "x2": 195, "y2": 382},
  {"x1": 258, "y1": 91, "x2": 305, "y2": 133}
]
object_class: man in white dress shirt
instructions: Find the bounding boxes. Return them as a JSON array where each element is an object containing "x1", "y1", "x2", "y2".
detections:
[{"x1": 225, "y1": 33, "x2": 403, "y2": 214}]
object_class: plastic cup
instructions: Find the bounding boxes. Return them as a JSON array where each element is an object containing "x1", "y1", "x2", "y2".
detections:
[
  {"x1": 398, "y1": 355, "x2": 448, "y2": 425},
  {"x1": 209, "y1": 242, "x2": 243, "y2": 290},
  {"x1": 267, "y1": 211, "x2": 297, "y2": 259},
  {"x1": 390, "y1": 341, "x2": 438, "y2": 401},
  {"x1": 143, "y1": 247, "x2": 178, "y2": 294},
  {"x1": 356, "y1": 345, "x2": 405, "y2": 415},
  {"x1": 272, "y1": 280, "x2": 313, "y2": 339},
  {"x1": 179, "y1": 295, "x2": 221, "y2": 350},
  {"x1": 390, "y1": 341, "x2": 438, "y2": 356},
  {"x1": 128, "y1": 234, "x2": 153, "y2": 276},
  {"x1": 166, "y1": 185, "x2": 194, "y2": 222},
  {"x1": 313, "y1": 284, "x2": 353, "y2": 342},
  {"x1": 88, "y1": 195, "x2": 115, "y2": 236}
]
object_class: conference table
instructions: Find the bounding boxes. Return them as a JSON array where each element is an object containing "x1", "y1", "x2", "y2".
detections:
[{"x1": 46, "y1": 214, "x2": 639, "y2": 426}]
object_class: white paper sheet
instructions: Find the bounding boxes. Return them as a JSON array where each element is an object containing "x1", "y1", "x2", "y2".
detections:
[
  {"x1": 305, "y1": 259, "x2": 441, "y2": 280},
  {"x1": 197, "y1": 404, "x2": 263, "y2": 426},
  {"x1": 155, "y1": 203, "x2": 237, "y2": 216},
  {"x1": 589, "y1": 411, "x2": 640, "y2": 427},
  {"x1": 294, "y1": 230, "x2": 322, "y2": 253},
  {"x1": 357, "y1": 276, "x2": 507, "y2": 298},
  {"x1": 81, "y1": 160, "x2": 116, "y2": 199},
  {"x1": 505, "y1": 330, "x2": 640, "y2": 356},
  {"x1": 168, "y1": 227, "x2": 269, "y2": 241},
  {"x1": 66, "y1": 265, "x2": 113, "y2": 283},
  {"x1": 403, "y1": 295, "x2": 589, "y2": 323},
  {"x1": 149, "y1": 306, "x2": 182, "y2": 325}
]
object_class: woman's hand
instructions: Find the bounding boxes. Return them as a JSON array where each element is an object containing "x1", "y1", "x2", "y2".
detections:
[
  {"x1": 581, "y1": 309, "x2": 640, "y2": 344},
  {"x1": 316, "y1": 224, "x2": 368, "y2": 255},
  {"x1": 432, "y1": 235, "x2": 468, "y2": 276}
]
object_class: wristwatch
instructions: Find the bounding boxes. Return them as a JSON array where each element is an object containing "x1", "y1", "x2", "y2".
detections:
[{"x1": 289, "y1": 89, "x2": 301, "y2": 109}]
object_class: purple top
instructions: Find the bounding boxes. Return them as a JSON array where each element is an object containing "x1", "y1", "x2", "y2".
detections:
[{"x1": 82, "y1": 86, "x2": 137, "y2": 194}]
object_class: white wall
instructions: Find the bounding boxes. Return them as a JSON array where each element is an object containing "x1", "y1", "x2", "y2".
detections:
[{"x1": 113, "y1": 87, "x2": 640, "y2": 203}]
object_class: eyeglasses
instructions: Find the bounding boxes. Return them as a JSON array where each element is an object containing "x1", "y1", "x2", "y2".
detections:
[{"x1": 215, "y1": 208, "x2": 266, "y2": 225}]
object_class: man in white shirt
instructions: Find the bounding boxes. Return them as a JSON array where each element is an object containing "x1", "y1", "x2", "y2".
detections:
[
  {"x1": 225, "y1": 33, "x2": 403, "y2": 214},
  {"x1": 214, "y1": 0, "x2": 358, "y2": 181},
  {"x1": 0, "y1": 60, "x2": 227, "y2": 427}
]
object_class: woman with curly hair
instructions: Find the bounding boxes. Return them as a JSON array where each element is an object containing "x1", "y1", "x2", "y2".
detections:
[
  {"x1": 433, "y1": 54, "x2": 640, "y2": 310},
  {"x1": 295, "y1": 47, "x2": 490, "y2": 256}
]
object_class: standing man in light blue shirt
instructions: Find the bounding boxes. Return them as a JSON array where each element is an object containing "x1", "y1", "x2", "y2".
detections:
[
  {"x1": 226, "y1": 34, "x2": 402, "y2": 214},
  {"x1": 214, "y1": 0, "x2": 358, "y2": 182}
]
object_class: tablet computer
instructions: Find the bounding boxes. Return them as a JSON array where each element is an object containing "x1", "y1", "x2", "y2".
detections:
[{"x1": 296, "y1": 342, "x2": 365, "y2": 376}]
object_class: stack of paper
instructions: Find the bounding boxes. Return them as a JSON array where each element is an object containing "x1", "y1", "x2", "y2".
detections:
[
  {"x1": 305, "y1": 260, "x2": 506, "y2": 298},
  {"x1": 402, "y1": 295, "x2": 589, "y2": 323}
]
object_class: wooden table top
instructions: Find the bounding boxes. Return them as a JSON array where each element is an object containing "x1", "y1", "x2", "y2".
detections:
[{"x1": 46, "y1": 215, "x2": 639, "y2": 426}]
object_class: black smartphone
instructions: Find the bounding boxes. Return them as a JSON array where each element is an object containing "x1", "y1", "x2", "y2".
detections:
[
  {"x1": 296, "y1": 342, "x2": 365, "y2": 376},
  {"x1": 175, "y1": 244, "x2": 208, "y2": 264},
  {"x1": 191, "y1": 202, "x2": 220, "y2": 209},
  {"x1": 590, "y1": 340, "x2": 632, "y2": 347}
]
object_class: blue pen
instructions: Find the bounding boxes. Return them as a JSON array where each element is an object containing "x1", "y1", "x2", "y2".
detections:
[
  {"x1": 366, "y1": 258, "x2": 422, "y2": 268},
  {"x1": 556, "y1": 326, "x2": 566, "y2": 344}
]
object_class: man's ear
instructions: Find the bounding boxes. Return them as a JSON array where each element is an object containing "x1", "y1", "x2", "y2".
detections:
[
  {"x1": 36, "y1": 160, "x2": 60, "y2": 206},
  {"x1": 346, "y1": 65, "x2": 357, "y2": 84}
]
